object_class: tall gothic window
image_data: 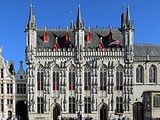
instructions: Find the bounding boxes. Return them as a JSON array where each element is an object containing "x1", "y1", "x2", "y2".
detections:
[
  {"x1": 84, "y1": 71, "x2": 91, "y2": 90},
  {"x1": 116, "y1": 97, "x2": 123, "y2": 113},
  {"x1": 84, "y1": 65, "x2": 91, "y2": 90},
  {"x1": 116, "y1": 65, "x2": 123, "y2": 90},
  {"x1": 153, "y1": 94, "x2": 160, "y2": 108},
  {"x1": 84, "y1": 97, "x2": 91, "y2": 113},
  {"x1": 53, "y1": 71, "x2": 59, "y2": 90},
  {"x1": 100, "y1": 65, "x2": 107, "y2": 90},
  {"x1": 0, "y1": 99, "x2": 4, "y2": 112},
  {"x1": 69, "y1": 97, "x2": 76, "y2": 113},
  {"x1": 37, "y1": 97, "x2": 44, "y2": 113},
  {"x1": 37, "y1": 66, "x2": 44, "y2": 91},
  {"x1": 149, "y1": 65, "x2": 156, "y2": 83},
  {"x1": 69, "y1": 66, "x2": 75, "y2": 90},
  {"x1": 136, "y1": 65, "x2": 143, "y2": 83}
]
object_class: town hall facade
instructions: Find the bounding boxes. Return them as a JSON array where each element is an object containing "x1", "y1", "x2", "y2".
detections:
[{"x1": 24, "y1": 4, "x2": 160, "y2": 120}]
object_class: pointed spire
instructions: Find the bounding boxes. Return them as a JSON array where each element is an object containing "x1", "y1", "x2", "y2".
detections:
[
  {"x1": 76, "y1": 4, "x2": 84, "y2": 29},
  {"x1": 126, "y1": 5, "x2": 131, "y2": 26},
  {"x1": 27, "y1": 4, "x2": 36, "y2": 29},
  {"x1": 121, "y1": 4, "x2": 126, "y2": 28},
  {"x1": 28, "y1": 4, "x2": 35, "y2": 24}
]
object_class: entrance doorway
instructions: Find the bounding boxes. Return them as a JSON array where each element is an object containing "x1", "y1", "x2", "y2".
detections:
[
  {"x1": 133, "y1": 102, "x2": 143, "y2": 120},
  {"x1": 53, "y1": 104, "x2": 61, "y2": 120},
  {"x1": 100, "y1": 104, "x2": 108, "y2": 120},
  {"x1": 16, "y1": 101, "x2": 28, "y2": 120}
]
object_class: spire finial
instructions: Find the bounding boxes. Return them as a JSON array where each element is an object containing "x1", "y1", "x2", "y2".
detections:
[
  {"x1": 122, "y1": 4, "x2": 124, "y2": 13},
  {"x1": 19, "y1": 60, "x2": 23, "y2": 69}
]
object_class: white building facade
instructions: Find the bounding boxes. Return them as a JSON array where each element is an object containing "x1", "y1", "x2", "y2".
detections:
[
  {"x1": 25, "y1": 4, "x2": 160, "y2": 120},
  {"x1": 0, "y1": 46, "x2": 27, "y2": 120}
]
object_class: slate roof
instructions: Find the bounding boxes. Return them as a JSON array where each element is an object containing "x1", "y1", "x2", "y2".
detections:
[
  {"x1": 134, "y1": 44, "x2": 160, "y2": 56},
  {"x1": 37, "y1": 28, "x2": 123, "y2": 49},
  {"x1": 37, "y1": 28, "x2": 160, "y2": 57}
]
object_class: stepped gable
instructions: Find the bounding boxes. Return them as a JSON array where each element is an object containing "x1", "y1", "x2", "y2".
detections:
[
  {"x1": 36, "y1": 28, "x2": 123, "y2": 49},
  {"x1": 134, "y1": 43, "x2": 160, "y2": 56}
]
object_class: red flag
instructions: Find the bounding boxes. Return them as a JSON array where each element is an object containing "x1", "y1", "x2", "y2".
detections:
[
  {"x1": 108, "y1": 40, "x2": 120, "y2": 46},
  {"x1": 99, "y1": 43, "x2": 104, "y2": 50},
  {"x1": 54, "y1": 43, "x2": 59, "y2": 51},
  {"x1": 86, "y1": 32, "x2": 91, "y2": 42},
  {"x1": 43, "y1": 32, "x2": 48, "y2": 42},
  {"x1": 65, "y1": 32, "x2": 69, "y2": 41}
]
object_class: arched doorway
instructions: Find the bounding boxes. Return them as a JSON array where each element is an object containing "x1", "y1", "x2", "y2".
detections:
[
  {"x1": 16, "y1": 101, "x2": 28, "y2": 120},
  {"x1": 133, "y1": 102, "x2": 143, "y2": 120},
  {"x1": 100, "y1": 104, "x2": 108, "y2": 120},
  {"x1": 53, "y1": 104, "x2": 61, "y2": 120}
]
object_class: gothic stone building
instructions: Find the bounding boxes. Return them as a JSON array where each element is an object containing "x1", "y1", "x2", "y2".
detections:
[{"x1": 25, "y1": 4, "x2": 160, "y2": 120}]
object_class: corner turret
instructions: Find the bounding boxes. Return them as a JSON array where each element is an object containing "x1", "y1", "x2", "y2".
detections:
[
  {"x1": 121, "y1": 5, "x2": 134, "y2": 63},
  {"x1": 74, "y1": 4, "x2": 85, "y2": 64},
  {"x1": 25, "y1": 4, "x2": 37, "y2": 65}
]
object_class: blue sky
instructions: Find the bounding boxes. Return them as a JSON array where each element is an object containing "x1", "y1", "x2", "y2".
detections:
[{"x1": 0, "y1": 0, "x2": 160, "y2": 71}]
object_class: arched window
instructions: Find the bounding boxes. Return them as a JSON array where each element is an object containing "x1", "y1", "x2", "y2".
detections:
[
  {"x1": 100, "y1": 65, "x2": 107, "y2": 90},
  {"x1": 37, "y1": 66, "x2": 44, "y2": 91},
  {"x1": 116, "y1": 97, "x2": 123, "y2": 114},
  {"x1": 149, "y1": 65, "x2": 156, "y2": 83},
  {"x1": 84, "y1": 97, "x2": 91, "y2": 113},
  {"x1": 136, "y1": 65, "x2": 143, "y2": 83},
  {"x1": 153, "y1": 94, "x2": 160, "y2": 108},
  {"x1": 84, "y1": 71, "x2": 91, "y2": 90},
  {"x1": 52, "y1": 66, "x2": 59, "y2": 90},
  {"x1": 37, "y1": 97, "x2": 44, "y2": 113},
  {"x1": 69, "y1": 66, "x2": 75, "y2": 90},
  {"x1": 53, "y1": 72, "x2": 59, "y2": 90},
  {"x1": 116, "y1": 65, "x2": 123, "y2": 90},
  {"x1": 69, "y1": 97, "x2": 76, "y2": 113}
]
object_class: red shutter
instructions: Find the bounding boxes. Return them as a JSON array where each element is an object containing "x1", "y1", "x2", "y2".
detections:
[
  {"x1": 99, "y1": 43, "x2": 104, "y2": 50},
  {"x1": 54, "y1": 43, "x2": 59, "y2": 51},
  {"x1": 43, "y1": 32, "x2": 48, "y2": 42},
  {"x1": 86, "y1": 32, "x2": 91, "y2": 42},
  {"x1": 65, "y1": 32, "x2": 69, "y2": 41}
]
